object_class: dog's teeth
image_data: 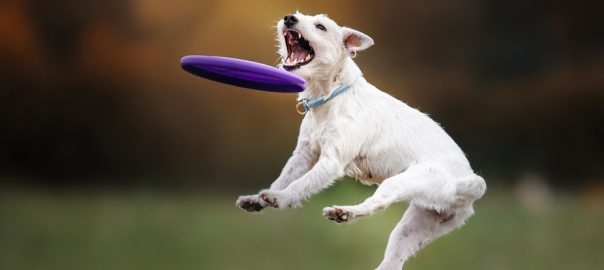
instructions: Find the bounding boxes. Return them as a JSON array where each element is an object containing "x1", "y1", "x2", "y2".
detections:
[{"x1": 305, "y1": 55, "x2": 310, "y2": 61}]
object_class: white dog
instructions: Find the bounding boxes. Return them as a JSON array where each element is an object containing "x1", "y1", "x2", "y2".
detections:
[{"x1": 236, "y1": 12, "x2": 486, "y2": 270}]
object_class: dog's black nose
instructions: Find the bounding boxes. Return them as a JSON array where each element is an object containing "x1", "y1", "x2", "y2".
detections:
[{"x1": 284, "y1": 15, "x2": 298, "y2": 28}]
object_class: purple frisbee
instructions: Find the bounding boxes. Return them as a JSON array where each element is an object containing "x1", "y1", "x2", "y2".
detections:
[{"x1": 180, "y1": 55, "x2": 305, "y2": 93}]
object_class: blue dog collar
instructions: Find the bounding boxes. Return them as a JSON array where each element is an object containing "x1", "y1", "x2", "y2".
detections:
[{"x1": 296, "y1": 76, "x2": 360, "y2": 115}]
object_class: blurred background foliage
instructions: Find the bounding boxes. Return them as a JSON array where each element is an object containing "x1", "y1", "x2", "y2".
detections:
[{"x1": 0, "y1": 0, "x2": 603, "y2": 269}]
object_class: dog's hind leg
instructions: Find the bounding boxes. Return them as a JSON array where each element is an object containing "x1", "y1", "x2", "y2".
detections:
[
  {"x1": 375, "y1": 205, "x2": 473, "y2": 270},
  {"x1": 323, "y1": 164, "x2": 450, "y2": 222},
  {"x1": 323, "y1": 164, "x2": 485, "y2": 223}
]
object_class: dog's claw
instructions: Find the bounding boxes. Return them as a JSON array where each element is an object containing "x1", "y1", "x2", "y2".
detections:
[
  {"x1": 323, "y1": 207, "x2": 352, "y2": 223},
  {"x1": 259, "y1": 191, "x2": 280, "y2": 208}
]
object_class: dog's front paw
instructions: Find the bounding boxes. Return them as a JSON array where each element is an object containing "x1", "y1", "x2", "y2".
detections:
[
  {"x1": 323, "y1": 206, "x2": 353, "y2": 223},
  {"x1": 259, "y1": 190, "x2": 295, "y2": 209},
  {"x1": 236, "y1": 195, "x2": 266, "y2": 212}
]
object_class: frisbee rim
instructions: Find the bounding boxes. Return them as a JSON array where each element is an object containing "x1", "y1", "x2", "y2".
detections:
[{"x1": 180, "y1": 55, "x2": 305, "y2": 93}]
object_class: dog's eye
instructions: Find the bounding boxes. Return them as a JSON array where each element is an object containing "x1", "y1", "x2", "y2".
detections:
[{"x1": 315, "y1": 24, "x2": 327, "y2": 31}]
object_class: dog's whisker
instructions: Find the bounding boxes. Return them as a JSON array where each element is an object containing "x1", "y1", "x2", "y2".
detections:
[{"x1": 272, "y1": 57, "x2": 282, "y2": 66}]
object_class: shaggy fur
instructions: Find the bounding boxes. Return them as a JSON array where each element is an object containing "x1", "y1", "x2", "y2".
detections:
[{"x1": 236, "y1": 12, "x2": 486, "y2": 270}]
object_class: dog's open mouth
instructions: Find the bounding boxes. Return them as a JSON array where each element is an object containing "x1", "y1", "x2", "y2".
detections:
[{"x1": 283, "y1": 30, "x2": 314, "y2": 71}]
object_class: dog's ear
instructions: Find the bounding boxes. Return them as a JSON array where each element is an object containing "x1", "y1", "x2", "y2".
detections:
[{"x1": 342, "y1": 27, "x2": 374, "y2": 57}]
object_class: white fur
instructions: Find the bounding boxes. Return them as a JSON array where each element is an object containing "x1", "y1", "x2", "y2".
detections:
[{"x1": 236, "y1": 12, "x2": 486, "y2": 270}]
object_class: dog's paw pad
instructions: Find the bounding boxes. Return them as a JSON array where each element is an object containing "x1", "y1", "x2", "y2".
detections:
[
  {"x1": 239, "y1": 200, "x2": 264, "y2": 212},
  {"x1": 323, "y1": 207, "x2": 352, "y2": 223},
  {"x1": 236, "y1": 196, "x2": 265, "y2": 212}
]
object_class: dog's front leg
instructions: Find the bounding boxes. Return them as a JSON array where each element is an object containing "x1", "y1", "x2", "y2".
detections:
[
  {"x1": 269, "y1": 140, "x2": 318, "y2": 190},
  {"x1": 236, "y1": 139, "x2": 318, "y2": 212},
  {"x1": 259, "y1": 150, "x2": 345, "y2": 209}
]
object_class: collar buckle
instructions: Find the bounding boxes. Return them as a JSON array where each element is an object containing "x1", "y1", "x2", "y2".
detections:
[{"x1": 294, "y1": 76, "x2": 361, "y2": 116}]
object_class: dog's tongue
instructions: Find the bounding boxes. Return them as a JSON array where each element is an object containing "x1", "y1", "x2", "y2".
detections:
[{"x1": 292, "y1": 50, "x2": 308, "y2": 61}]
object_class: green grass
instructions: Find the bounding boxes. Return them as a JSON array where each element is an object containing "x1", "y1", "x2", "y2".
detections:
[{"x1": 1, "y1": 181, "x2": 603, "y2": 270}]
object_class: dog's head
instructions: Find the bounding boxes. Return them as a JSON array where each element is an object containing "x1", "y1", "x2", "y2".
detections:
[{"x1": 277, "y1": 12, "x2": 374, "y2": 80}]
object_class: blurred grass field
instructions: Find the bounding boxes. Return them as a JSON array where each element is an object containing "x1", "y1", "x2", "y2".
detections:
[{"x1": 1, "y1": 181, "x2": 603, "y2": 270}]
